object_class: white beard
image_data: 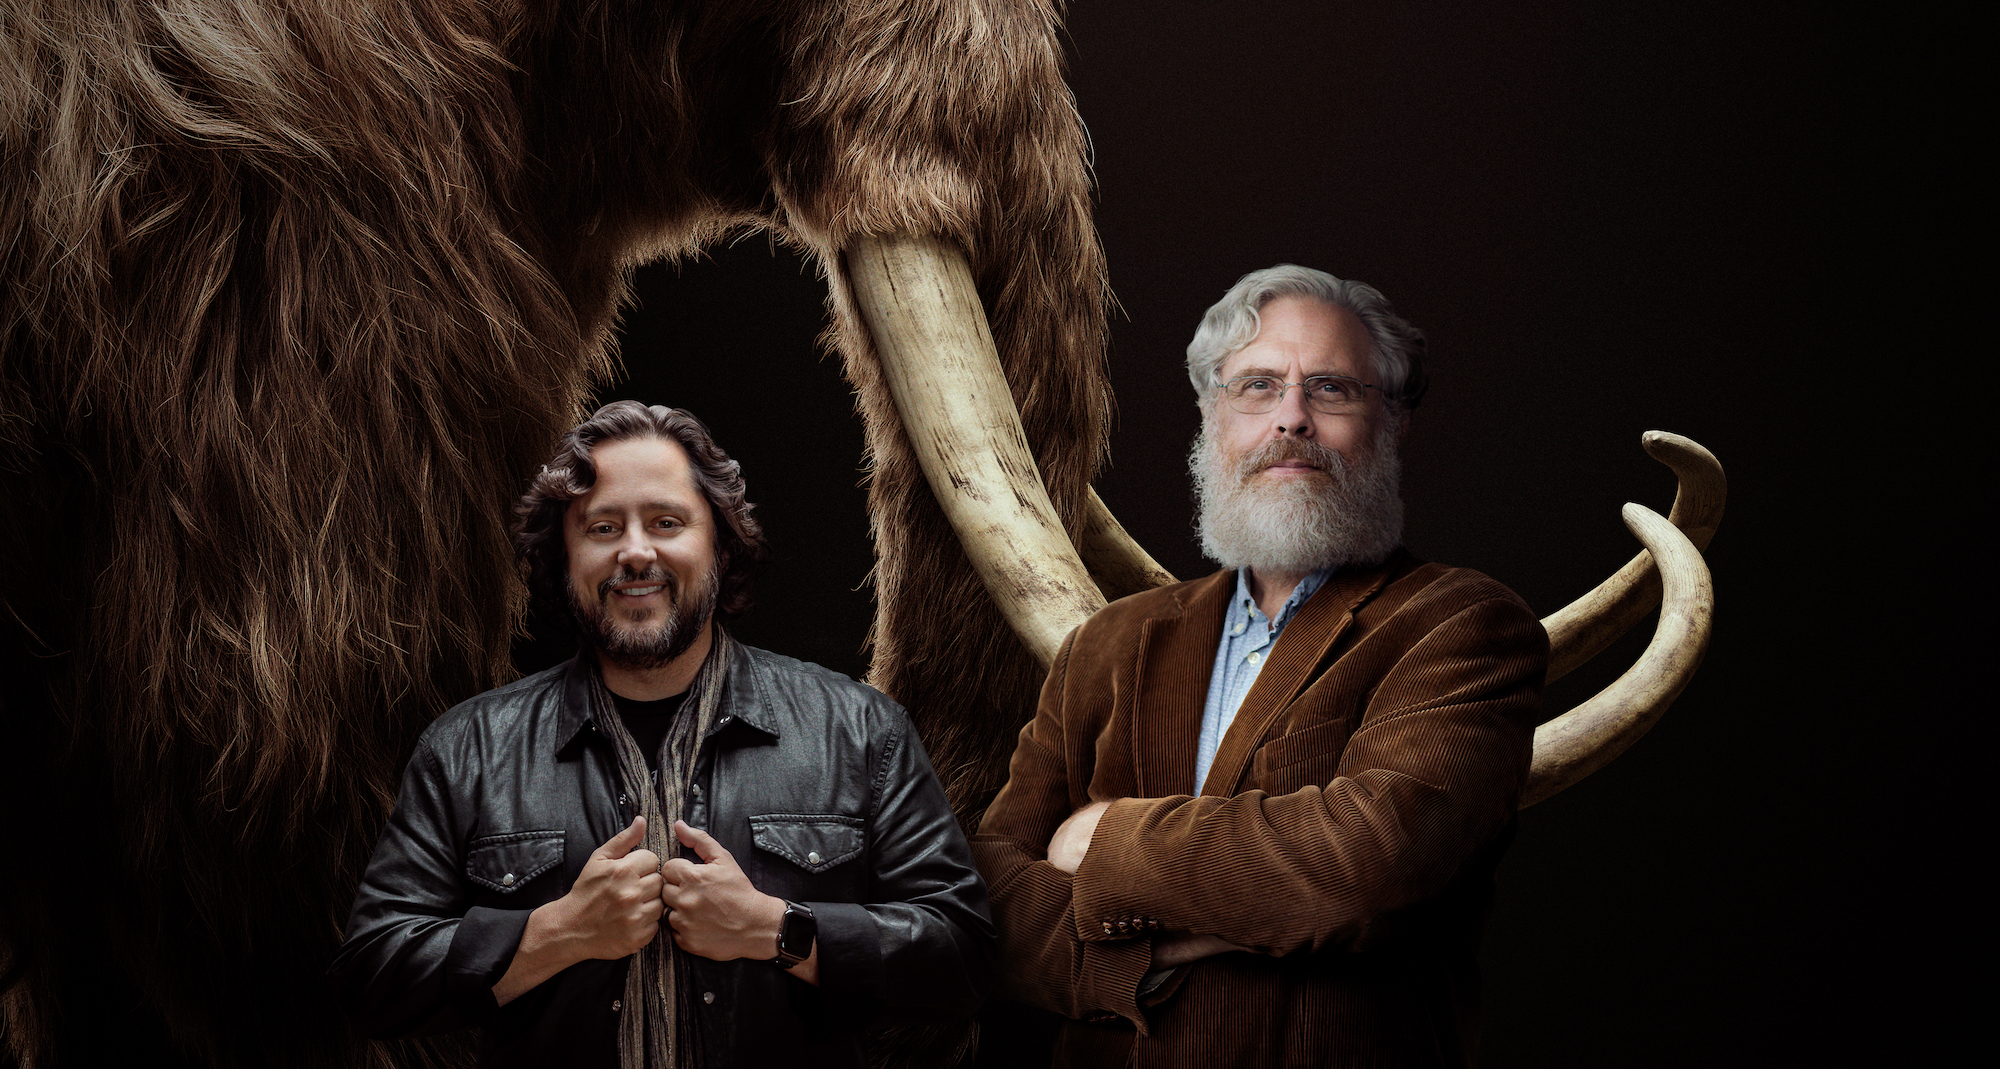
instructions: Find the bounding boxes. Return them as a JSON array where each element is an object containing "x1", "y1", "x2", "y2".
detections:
[{"x1": 1191, "y1": 420, "x2": 1404, "y2": 575}]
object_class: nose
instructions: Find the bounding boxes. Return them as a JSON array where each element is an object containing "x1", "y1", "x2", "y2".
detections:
[
  {"x1": 616, "y1": 526, "x2": 657, "y2": 569},
  {"x1": 1273, "y1": 382, "x2": 1315, "y2": 438}
]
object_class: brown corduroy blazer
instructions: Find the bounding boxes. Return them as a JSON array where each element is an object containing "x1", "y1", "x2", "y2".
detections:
[{"x1": 972, "y1": 552, "x2": 1547, "y2": 1068}]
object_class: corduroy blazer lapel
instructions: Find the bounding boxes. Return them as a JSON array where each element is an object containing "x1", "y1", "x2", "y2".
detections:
[
  {"x1": 1199, "y1": 558, "x2": 1396, "y2": 797},
  {"x1": 1124, "y1": 570, "x2": 1235, "y2": 799}
]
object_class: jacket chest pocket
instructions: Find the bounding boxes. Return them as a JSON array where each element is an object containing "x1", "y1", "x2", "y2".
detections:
[
  {"x1": 466, "y1": 830, "x2": 566, "y2": 897},
  {"x1": 747, "y1": 815, "x2": 865, "y2": 898},
  {"x1": 1249, "y1": 716, "x2": 1358, "y2": 793}
]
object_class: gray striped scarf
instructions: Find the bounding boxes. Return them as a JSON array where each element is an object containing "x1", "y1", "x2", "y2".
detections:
[{"x1": 586, "y1": 628, "x2": 736, "y2": 1069}]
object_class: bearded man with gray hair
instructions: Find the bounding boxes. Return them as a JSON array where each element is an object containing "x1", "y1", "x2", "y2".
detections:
[{"x1": 973, "y1": 266, "x2": 1548, "y2": 1067}]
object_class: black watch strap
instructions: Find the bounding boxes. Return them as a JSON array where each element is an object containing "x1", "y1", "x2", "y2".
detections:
[{"x1": 773, "y1": 900, "x2": 816, "y2": 968}]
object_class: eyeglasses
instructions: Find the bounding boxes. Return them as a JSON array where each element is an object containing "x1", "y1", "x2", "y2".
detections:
[{"x1": 1214, "y1": 374, "x2": 1385, "y2": 415}]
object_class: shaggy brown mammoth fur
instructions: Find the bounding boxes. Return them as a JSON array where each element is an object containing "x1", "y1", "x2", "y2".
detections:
[{"x1": 0, "y1": 0, "x2": 1108, "y2": 1065}]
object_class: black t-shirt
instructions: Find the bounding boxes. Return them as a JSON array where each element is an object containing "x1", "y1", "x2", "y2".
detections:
[{"x1": 610, "y1": 690, "x2": 687, "y2": 773}]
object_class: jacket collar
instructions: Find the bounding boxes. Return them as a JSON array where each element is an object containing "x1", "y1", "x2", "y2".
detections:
[
  {"x1": 1199, "y1": 553, "x2": 1397, "y2": 794},
  {"x1": 555, "y1": 643, "x2": 781, "y2": 757},
  {"x1": 1121, "y1": 552, "x2": 1401, "y2": 797},
  {"x1": 557, "y1": 655, "x2": 598, "y2": 754},
  {"x1": 1126, "y1": 569, "x2": 1237, "y2": 797}
]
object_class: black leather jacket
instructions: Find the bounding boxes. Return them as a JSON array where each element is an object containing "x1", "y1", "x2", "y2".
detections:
[{"x1": 328, "y1": 645, "x2": 993, "y2": 1068}]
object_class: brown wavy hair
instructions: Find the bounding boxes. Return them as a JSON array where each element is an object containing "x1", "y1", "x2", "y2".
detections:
[{"x1": 515, "y1": 401, "x2": 769, "y2": 627}]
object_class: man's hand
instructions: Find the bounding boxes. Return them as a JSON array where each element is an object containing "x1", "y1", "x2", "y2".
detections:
[
  {"x1": 661, "y1": 820, "x2": 820, "y2": 983},
  {"x1": 494, "y1": 816, "x2": 663, "y2": 1005},
  {"x1": 557, "y1": 815, "x2": 668, "y2": 959},
  {"x1": 1046, "y1": 799, "x2": 1112, "y2": 874}
]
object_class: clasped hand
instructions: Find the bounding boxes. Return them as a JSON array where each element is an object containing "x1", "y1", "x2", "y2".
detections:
[
  {"x1": 530, "y1": 815, "x2": 782, "y2": 964},
  {"x1": 495, "y1": 815, "x2": 662, "y2": 1004},
  {"x1": 660, "y1": 819, "x2": 784, "y2": 962},
  {"x1": 497, "y1": 815, "x2": 805, "y2": 1004},
  {"x1": 557, "y1": 814, "x2": 666, "y2": 960}
]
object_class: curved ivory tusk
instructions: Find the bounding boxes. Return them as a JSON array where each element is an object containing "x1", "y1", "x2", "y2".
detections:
[
  {"x1": 845, "y1": 234, "x2": 1106, "y2": 667},
  {"x1": 1543, "y1": 431, "x2": 1725, "y2": 683},
  {"x1": 1082, "y1": 487, "x2": 1179, "y2": 601},
  {"x1": 1523, "y1": 502, "x2": 1714, "y2": 807}
]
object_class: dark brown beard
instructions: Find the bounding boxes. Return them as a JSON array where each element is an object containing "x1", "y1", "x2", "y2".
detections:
[{"x1": 569, "y1": 564, "x2": 719, "y2": 671}]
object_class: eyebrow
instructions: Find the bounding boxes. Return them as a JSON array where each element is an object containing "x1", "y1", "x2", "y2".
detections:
[
  {"x1": 1224, "y1": 367, "x2": 1349, "y2": 379},
  {"x1": 578, "y1": 501, "x2": 693, "y2": 520}
]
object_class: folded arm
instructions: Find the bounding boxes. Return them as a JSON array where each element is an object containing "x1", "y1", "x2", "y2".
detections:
[
  {"x1": 1071, "y1": 595, "x2": 1543, "y2": 956},
  {"x1": 1049, "y1": 801, "x2": 1250, "y2": 967},
  {"x1": 971, "y1": 637, "x2": 1159, "y2": 1025},
  {"x1": 973, "y1": 592, "x2": 1544, "y2": 1024}
]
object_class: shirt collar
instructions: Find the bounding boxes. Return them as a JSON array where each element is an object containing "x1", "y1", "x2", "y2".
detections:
[
  {"x1": 558, "y1": 655, "x2": 598, "y2": 753},
  {"x1": 704, "y1": 644, "x2": 779, "y2": 742},
  {"x1": 1231, "y1": 564, "x2": 1337, "y2": 633},
  {"x1": 557, "y1": 646, "x2": 779, "y2": 756}
]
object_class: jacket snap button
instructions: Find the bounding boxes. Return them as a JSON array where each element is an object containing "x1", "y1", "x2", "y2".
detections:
[
  {"x1": 501, "y1": 873, "x2": 515, "y2": 887},
  {"x1": 807, "y1": 851, "x2": 821, "y2": 864},
  {"x1": 691, "y1": 784, "x2": 702, "y2": 797},
  {"x1": 702, "y1": 991, "x2": 715, "y2": 1005},
  {"x1": 611, "y1": 1000, "x2": 621, "y2": 1012}
]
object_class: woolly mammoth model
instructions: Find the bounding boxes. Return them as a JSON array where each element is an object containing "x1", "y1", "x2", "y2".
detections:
[
  {"x1": 1, "y1": 1, "x2": 1105, "y2": 1064},
  {"x1": 0, "y1": 1, "x2": 1717, "y2": 1066}
]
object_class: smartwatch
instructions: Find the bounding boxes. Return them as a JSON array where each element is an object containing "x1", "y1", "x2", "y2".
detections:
[{"x1": 773, "y1": 900, "x2": 816, "y2": 969}]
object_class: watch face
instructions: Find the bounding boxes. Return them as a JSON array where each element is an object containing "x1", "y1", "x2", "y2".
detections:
[{"x1": 778, "y1": 901, "x2": 816, "y2": 965}]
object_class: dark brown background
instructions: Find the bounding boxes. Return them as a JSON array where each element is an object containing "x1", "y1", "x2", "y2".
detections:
[{"x1": 579, "y1": 2, "x2": 1947, "y2": 1064}]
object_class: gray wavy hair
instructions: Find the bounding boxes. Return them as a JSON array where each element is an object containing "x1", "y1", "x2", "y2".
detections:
[{"x1": 1185, "y1": 264, "x2": 1429, "y2": 410}]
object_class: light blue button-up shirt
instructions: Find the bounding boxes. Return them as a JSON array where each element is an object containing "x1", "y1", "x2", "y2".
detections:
[{"x1": 1193, "y1": 565, "x2": 1335, "y2": 793}]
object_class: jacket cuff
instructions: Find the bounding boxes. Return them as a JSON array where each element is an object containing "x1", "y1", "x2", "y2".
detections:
[
  {"x1": 1071, "y1": 798, "x2": 1172, "y2": 944},
  {"x1": 444, "y1": 905, "x2": 534, "y2": 1016},
  {"x1": 1075, "y1": 934, "x2": 1156, "y2": 1032},
  {"x1": 805, "y1": 901, "x2": 873, "y2": 987},
  {"x1": 1068, "y1": 801, "x2": 1180, "y2": 1034}
]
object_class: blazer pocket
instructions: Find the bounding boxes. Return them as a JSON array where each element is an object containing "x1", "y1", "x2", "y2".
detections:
[
  {"x1": 748, "y1": 814, "x2": 865, "y2": 874},
  {"x1": 1250, "y1": 716, "x2": 1358, "y2": 789},
  {"x1": 466, "y1": 830, "x2": 566, "y2": 894}
]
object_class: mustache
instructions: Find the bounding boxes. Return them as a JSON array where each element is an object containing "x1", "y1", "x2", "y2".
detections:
[
  {"x1": 1237, "y1": 437, "x2": 1345, "y2": 479},
  {"x1": 596, "y1": 566, "x2": 674, "y2": 601}
]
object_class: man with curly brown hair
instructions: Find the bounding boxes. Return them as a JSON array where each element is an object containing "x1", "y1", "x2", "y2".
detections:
[{"x1": 331, "y1": 400, "x2": 992, "y2": 1069}]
